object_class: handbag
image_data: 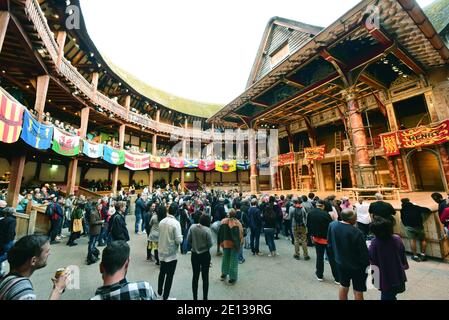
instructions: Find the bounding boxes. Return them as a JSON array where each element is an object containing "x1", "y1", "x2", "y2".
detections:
[{"x1": 72, "y1": 218, "x2": 83, "y2": 233}]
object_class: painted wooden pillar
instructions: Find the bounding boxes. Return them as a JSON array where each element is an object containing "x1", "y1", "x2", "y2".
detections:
[
  {"x1": 249, "y1": 128, "x2": 258, "y2": 194},
  {"x1": 180, "y1": 118, "x2": 188, "y2": 192},
  {"x1": 307, "y1": 162, "x2": 315, "y2": 190},
  {"x1": 424, "y1": 90, "x2": 439, "y2": 123},
  {"x1": 91, "y1": 72, "x2": 99, "y2": 100},
  {"x1": 6, "y1": 154, "x2": 26, "y2": 208},
  {"x1": 112, "y1": 124, "x2": 126, "y2": 195},
  {"x1": 438, "y1": 144, "x2": 449, "y2": 191},
  {"x1": 66, "y1": 107, "x2": 89, "y2": 195},
  {"x1": 344, "y1": 89, "x2": 375, "y2": 187},
  {"x1": 396, "y1": 154, "x2": 409, "y2": 190},
  {"x1": 149, "y1": 110, "x2": 160, "y2": 192},
  {"x1": 385, "y1": 102, "x2": 399, "y2": 132},
  {"x1": 34, "y1": 75, "x2": 50, "y2": 121},
  {"x1": 386, "y1": 157, "x2": 399, "y2": 188},
  {"x1": 0, "y1": 12, "x2": 10, "y2": 54},
  {"x1": 56, "y1": 31, "x2": 67, "y2": 68},
  {"x1": 124, "y1": 95, "x2": 131, "y2": 118}
]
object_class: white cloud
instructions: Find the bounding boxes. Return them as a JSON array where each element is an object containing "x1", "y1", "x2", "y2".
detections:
[{"x1": 80, "y1": 0, "x2": 437, "y2": 105}]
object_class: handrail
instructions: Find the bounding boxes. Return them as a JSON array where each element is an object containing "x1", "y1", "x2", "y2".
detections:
[{"x1": 24, "y1": 0, "x2": 245, "y2": 141}]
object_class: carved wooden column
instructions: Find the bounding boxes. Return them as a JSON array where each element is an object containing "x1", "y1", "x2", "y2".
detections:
[
  {"x1": 396, "y1": 154, "x2": 409, "y2": 190},
  {"x1": 385, "y1": 102, "x2": 399, "y2": 132},
  {"x1": 424, "y1": 91, "x2": 439, "y2": 123},
  {"x1": 386, "y1": 157, "x2": 399, "y2": 188},
  {"x1": 149, "y1": 109, "x2": 160, "y2": 192},
  {"x1": 438, "y1": 143, "x2": 449, "y2": 191},
  {"x1": 307, "y1": 161, "x2": 316, "y2": 190},
  {"x1": 343, "y1": 88, "x2": 375, "y2": 187},
  {"x1": 0, "y1": 12, "x2": 10, "y2": 54},
  {"x1": 180, "y1": 118, "x2": 188, "y2": 192}
]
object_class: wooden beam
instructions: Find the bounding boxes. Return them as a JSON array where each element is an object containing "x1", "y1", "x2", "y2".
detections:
[
  {"x1": 34, "y1": 75, "x2": 50, "y2": 121},
  {"x1": 0, "y1": 11, "x2": 10, "y2": 54},
  {"x1": 79, "y1": 106, "x2": 90, "y2": 138},
  {"x1": 66, "y1": 158, "x2": 78, "y2": 196},
  {"x1": 6, "y1": 154, "x2": 26, "y2": 208},
  {"x1": 56, "y1": 31, "x2": 66, "y2": 68}
]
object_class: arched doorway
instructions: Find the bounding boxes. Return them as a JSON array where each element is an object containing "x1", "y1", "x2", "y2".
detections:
[
  {"x1": 371, "y1": 156, "x2": 393, "y2": 187},
  {"x1": 408, "y1": 149, "x2": 444, "y2": 191},
  {"x1": 281, "y1": 166, "x2": 292, "y2": 190}
]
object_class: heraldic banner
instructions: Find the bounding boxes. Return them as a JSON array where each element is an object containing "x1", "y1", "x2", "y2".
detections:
[
  {"x1": 215, "y1": 160, "x2": 237, "y2": 173},
  {"x1": 170, "y1": 157, "x2": 184, "y2": 169},
  {"x1": 184, "y1": 159, "x2": 199, "y2": 169},
  {"x1": 277, "y1": 152, "x2": 295, "y2": 166},
  {"x1": 125, "y1": 152, "x2": 150, "y2": 170},
  {"x1": 379, "y1": 132, "x2": 400, "y2": 156},
  {"x1": 304, "y1": 146, "x2": 325, "y2": 161},
  {"x1": 236, "y1": 160, "x2": 250, "y2": 170},
  {"x1": 399, "y1": 120, "x2": 449, "y2": 149},
  {"x1": 150, "y1": 156, "x2": 170, "y2": 169},
  {"x1": 0, "y1": 88, "x2": 24, "y2": 144},
  {"x1": 21, "y1": 109, "x2": 53, "y2": 149},
  {"x1": 199, "y1": 159, "x2": 215, "y2": 171},
  {"x1": 52, "y1": 128, "x2": 80, "y2": 156},
  {"x1": 103, "y1": 145, "x2": 125, "y2": 165},
  {"x1": 82, "y1": 140, "x2": 104, "y2": 158}
]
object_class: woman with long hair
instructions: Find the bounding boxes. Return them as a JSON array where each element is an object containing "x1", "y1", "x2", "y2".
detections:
[
  {"x1": 148, "y1": 204, "x2": 166, "y2": 265},
  {"x1": 369, "y1": 216, "x2": 409, "y2": 300}
]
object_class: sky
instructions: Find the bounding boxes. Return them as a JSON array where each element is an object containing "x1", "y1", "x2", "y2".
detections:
[{"x1": 81, "y1": 0, "x2": 436, "y2": 105}]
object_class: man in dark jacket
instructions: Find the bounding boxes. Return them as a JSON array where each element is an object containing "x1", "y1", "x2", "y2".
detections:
[
  {"x1": 109, "y1": 202, "x2": 130, "y2": 242},
  {"x1": 87, "y1": 204, "x2": 104, "y2": 265},
  {"x1": 247, "y1": 199, "x2": 263, "y2": 255},
  {"x1": 0, "y1": 207, "x2": 16, "y2": 276},
  {"x1": 327, "y1": 208, "x2": 369, "y2": 300},
  {"x1": 400, "y1": 198, "x2": 431, "y2": 262},
  {"x1": 46, "y1": 196, "x2": 63, "y2": 244},
  {"x1": 307, "y1": 200, "x2": 339, "y2": 283},
  {"x1": 134, "y1": 195, "x2": 147, "y2": 234}
]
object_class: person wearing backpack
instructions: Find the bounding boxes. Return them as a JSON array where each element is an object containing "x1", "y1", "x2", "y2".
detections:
[
  {"x1": 290, "y1": 198, "x2": 310, "y2": 260},
  {"x1": 46, "y1": 196, "x2": 63, "y2": 245}
]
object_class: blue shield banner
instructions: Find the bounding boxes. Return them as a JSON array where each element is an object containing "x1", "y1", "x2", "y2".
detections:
[{"x1": 20, "y1": 110, "x2": 53, "y2": 149}]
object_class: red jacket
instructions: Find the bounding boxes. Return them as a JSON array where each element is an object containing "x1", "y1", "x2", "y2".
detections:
[{"x1": 440, "y1": 207, "x2": 449, "y2": 227}]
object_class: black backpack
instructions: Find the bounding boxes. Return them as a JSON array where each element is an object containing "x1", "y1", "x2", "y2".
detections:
[{"x1": 293, "y1": 207, "x2": 306, "y2": 227}]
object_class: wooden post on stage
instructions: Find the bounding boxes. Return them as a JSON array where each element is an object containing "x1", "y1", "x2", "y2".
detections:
[
  {"x1": 438, "y1": 144, "x2": 449, "y2": 191},
  {"x1": 386, "y1": 157, "x2": 399, "y2": 188},
  {"x1": 34, "y1": 75, "x2": 50, "y2": 121},
  {"x1": 396, "y1": 154, "x2": 409, "y2": 191},
  {"x1": 6, "y1": 154, "x2": 26, "y2": 208},
  {"x1": 66, "y1": 107, "x2": 89, "y2": 195},
  {"x1": 249, "y1": 127, "x2": 258, "y2": 194},
  {"x1": 149, "y1": 110, "x2": 160, "y2": 192},
  {"x1": 0, "y1": 12, "x2": 10, "y2": 54},
  {"x1": 56, "y1": 31, "x2": 67, "y2": 68},
  {"x1": 112, "y1": 124, "x2": 126, "y2": 195}
]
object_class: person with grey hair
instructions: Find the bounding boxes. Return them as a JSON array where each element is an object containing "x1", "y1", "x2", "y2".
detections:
[
  {"x1": 0, "y1": 207, "x2": 16, "y2": 276},
  {"x1": 369, "y1": 193, "x2": 396, "y2": 224},
  {"x1": 327, "y1": 208, "x2": 369, "y2": 300}
]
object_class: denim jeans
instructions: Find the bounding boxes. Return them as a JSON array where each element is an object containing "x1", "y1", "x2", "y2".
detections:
[
  {"x1": 264, "y1": 228, "x2": 276, "y2": 252},
  {"x1": 0, "y1": 240, "x2": 14, "y2": 263},
  {"x1": 135, "y1": 213, "x2": 142, "y2": 233},
  {"x1": 181, "y1": 228, "x2": 191, "y2": 253},
  {"x1": 87, "y1": 235, "x2": 98, "y2": 258},
  {"x1": 98, "y1": 223, "x2": 109, "y2": 245},
  {"x1": 250, "y1": 227, "x2": 261, "y2": 254},
  {"x1": 315, "y1": 243, "x2": 339, "y2": 281}
]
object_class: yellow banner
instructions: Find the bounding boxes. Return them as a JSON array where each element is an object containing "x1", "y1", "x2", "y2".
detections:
[{"x1": 215, "y1": 160, "x2": 237, "y2": 173}]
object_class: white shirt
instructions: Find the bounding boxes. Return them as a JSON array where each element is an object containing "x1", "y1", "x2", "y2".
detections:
[
  {"x1": 158, "y1": 215, "x2": 183, "y2": 262},
  {"x1": 355, "y1": 202, "x2": 371, "y2": 225},
  {"x1": 329, "y1": 207, "x2": 339, "y2": 221}
]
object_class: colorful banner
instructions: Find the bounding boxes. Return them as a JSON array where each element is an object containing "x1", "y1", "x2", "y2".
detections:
[
  {"x1": 52, "y1": 128, "x2": 80, "y2": 156},
  {"x1": 21, "y1": 110, "x2": 53, "y2": 149},
  {"x1": 170, "y1": 157, "x2": 184, "y2": 169},
  {"x1": 304, "y1": 145, "x2": 325, "y2": 161},
  {"x1": 277, "y1": 152, "x2": 295, "y2": 166},
  {"x1": 379, "y1": 132, "x2": 400, "y2": 156},
  {"x1": 103, "y1": 145, "x2": 125, "y2": 165},
  {"x1": 184, "y1": 159, "x2": 199, "y2": 169},
  {"x1": 199, "y1": 159, "x2": 215, "y2": 171},
  {"x1": 0, "y1": 90, "x2": 24, "y2": 144},
  {"x1": 150, "y1": 156, "x2": 170, "y2": 169},
  {"x1": 399, "y1": 120, "x2": 449, "y2": 148},
  {"x1": 215, "y1": 160, "x2": 236, "y2": 173},
  {"x1": 82, "y1": 140, "x2": 104, "y2": 159},
  {"x1": 125, "y1": 151, "x2": 150, "y2": 171},
  {"x1": 237, "y1": 160, "x2": 250, "y2": 170}
]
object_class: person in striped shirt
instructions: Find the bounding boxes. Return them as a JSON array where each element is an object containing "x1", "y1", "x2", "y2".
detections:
[{"x1": 0, "y1": 235, "x2": 69, "y2": 300}]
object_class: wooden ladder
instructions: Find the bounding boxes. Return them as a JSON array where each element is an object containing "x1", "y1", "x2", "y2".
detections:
[{"x1": 335, "y1": 131, "x2": 343, "y2": 193}]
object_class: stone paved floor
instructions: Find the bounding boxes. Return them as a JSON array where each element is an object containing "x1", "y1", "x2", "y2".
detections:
[{"x1": 8, "y1": 215, "x2": 449, "y2": 300}]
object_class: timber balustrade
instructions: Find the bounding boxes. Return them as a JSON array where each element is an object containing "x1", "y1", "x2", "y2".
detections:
[{"x1": 24, "y1": 0, "x2": 246, "y2": 142}]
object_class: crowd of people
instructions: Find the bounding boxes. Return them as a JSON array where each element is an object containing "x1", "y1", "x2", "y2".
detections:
[{"x1": 0, "y1": 186, "x2": 448, "y2": 301}]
